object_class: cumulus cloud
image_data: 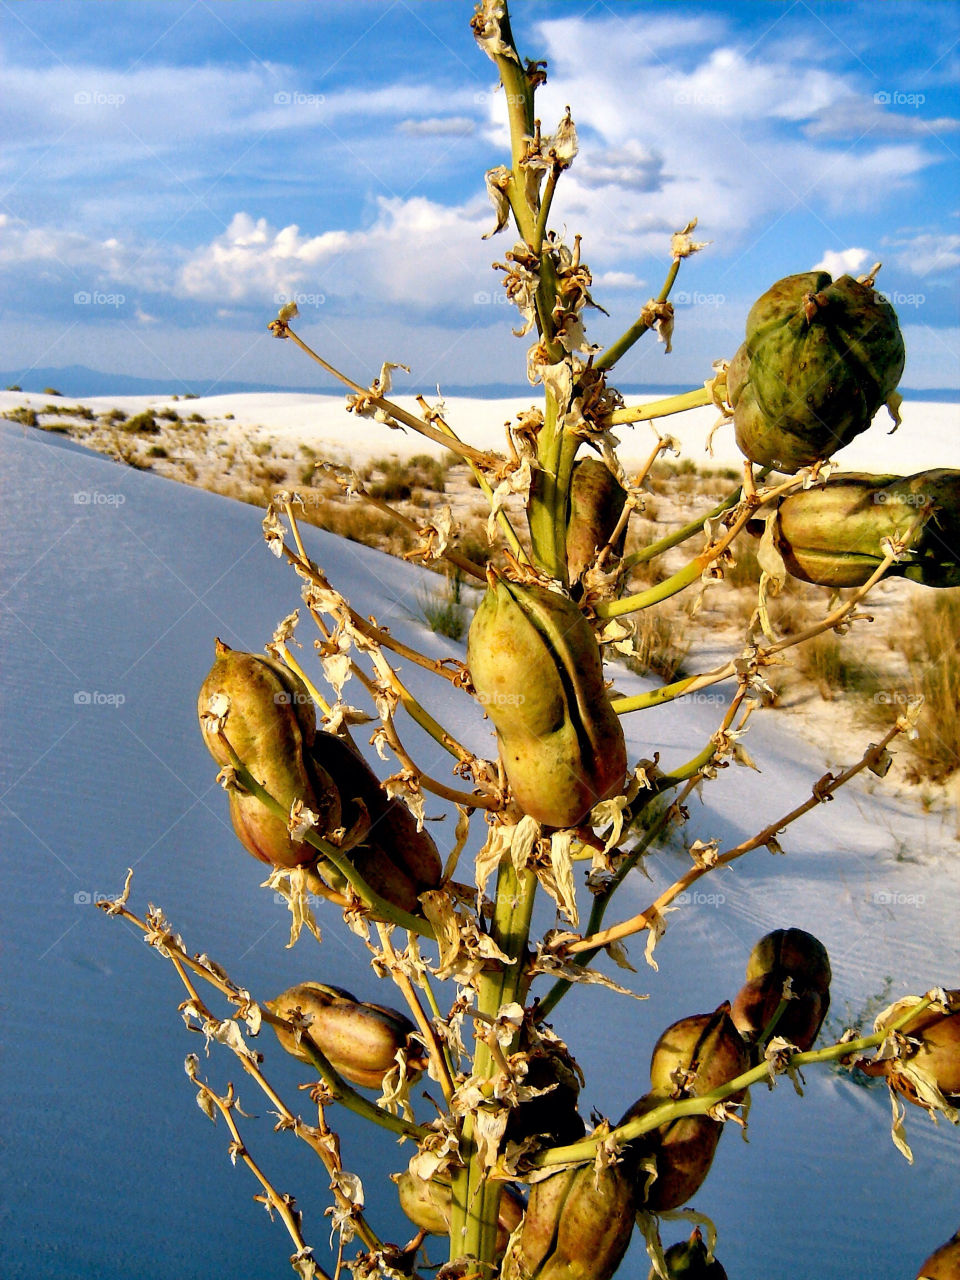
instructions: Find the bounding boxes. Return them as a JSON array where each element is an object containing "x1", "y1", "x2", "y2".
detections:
[
  {"x1": 886, "y1": 232, "x2": 960, "y2": 278},
  {"x1": 813, "y1": 248, "x2": 872, "y2": 277}
]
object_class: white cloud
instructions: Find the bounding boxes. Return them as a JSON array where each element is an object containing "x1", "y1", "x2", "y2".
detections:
[
  {"x1": 886, "y1": 232, "x2": 960, "y2": 279},
  {"x1": 175, "y1": 199, "x2": 495, "y2": 313},
  {"x1": 396, "y1": 117, "x2": 476, "y2": 137},
  {"x1": 813, "y1": 248, "x2": 872, "y2": 277}
]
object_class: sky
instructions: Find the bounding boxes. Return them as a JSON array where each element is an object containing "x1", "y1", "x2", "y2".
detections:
[{"x1": 1, "y1": 0, "x2": 958, "y2": 393}]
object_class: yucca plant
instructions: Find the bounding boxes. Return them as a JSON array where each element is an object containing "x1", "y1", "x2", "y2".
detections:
[{"x1": 102, "y1": 4, "x2": 959, "y2": 1277}]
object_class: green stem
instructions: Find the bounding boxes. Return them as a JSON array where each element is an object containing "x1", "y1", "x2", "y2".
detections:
[
  {"x1": 595, "y1": 260, "x2": 680, "y2": 372},
  {"x1": 603, "y1": 385, "x2": 712, "y2": 427},
  {"x1": 599, "y1": 557, "x2": 704, "y2": 619},
  {"x1": 534, "y1": 997, "x2": 935, "y2": 1169},
  {"x1": 527, "y1": 386, "x2": 567, "y2": 579},
  {"x1": 623, "y1": 469, "x2": 769, "y2": 570}
]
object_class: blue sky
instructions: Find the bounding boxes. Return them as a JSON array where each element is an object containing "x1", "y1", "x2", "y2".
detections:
[{"x1": 2, "y1": 0, "x2": 958, "y2": 392}]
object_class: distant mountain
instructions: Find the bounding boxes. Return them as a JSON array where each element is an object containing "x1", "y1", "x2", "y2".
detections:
[{"x1": 1, "y1": 364, "x2": 956, "y2": 402}]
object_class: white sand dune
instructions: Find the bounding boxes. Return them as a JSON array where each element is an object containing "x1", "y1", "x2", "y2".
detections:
[{"x1": 4, "y1": 417, "x2": 959, "y2": 1278}]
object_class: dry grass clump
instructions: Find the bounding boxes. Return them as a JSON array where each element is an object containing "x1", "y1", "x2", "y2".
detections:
[
  {"x1": 367, "y1": 453, "x2": 448, "y2": 500},
  {"x1": 792, "y1": 630, "x2": 881, "y2": 702},
  {"x1": 897, "y1": 589, "x2": 960, "y2": 782},
  {"x1": 621, "y1": 605, "x2": 690, "y2": 682}
]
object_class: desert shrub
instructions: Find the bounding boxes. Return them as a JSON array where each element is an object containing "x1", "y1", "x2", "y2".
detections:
[
  {"x1": 418, "y1": 570, "x2": 468, "y2": 641},
  {"x1": 4, "y1": 406, "x2": 37, "y2": 427},
  {"x1": 122, "y1": 411, "x2": 160, "y2": 435}
]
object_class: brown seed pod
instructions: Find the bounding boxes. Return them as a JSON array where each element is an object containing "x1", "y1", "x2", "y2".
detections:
[
  {"x1": 745, "y1": 927, "x2": 832, "y2": 994},
  {"x1": 648, "y1": 1003, "x2": 750, "y2": 1098},
  {"x1": 266, "y1": 982, "x2": 426, "y2": 1089},
  {"x1": 917, "y1": 1227, "x2": 960, "y2": 1279},
  {"x1": 306, "y1": 731, "x2": 442, "y2": 914},
  {"x1": 198, "y1": 640, "x2": 340, "y2": 868},
  {"x1": 870, "y1": 994, "x2": 960, "y2": 1105},
  {"x1": 511, "y1": 1160, "x2": 635, "y2": 1280},
  {"x1": 730, "y1": 974, "x2": 827, "y2": 1051},
  {"x1": 565, "y1": 458, "x2": 628, "y2": 585},
  {"x1": 624, "y1": 1097, "x2": 721, "y2": 1212}
]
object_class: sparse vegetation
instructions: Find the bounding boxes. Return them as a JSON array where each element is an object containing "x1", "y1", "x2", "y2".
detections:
[
  {"x1": 418, "y1": 569, "x2": 468, "y2": 641},
  {"x1": 122, "y1": 410, "x2": 160, "y2": 435},
  {"x1": 899, "y1": 590, "x2": 960, "y2": 782},
  {"x1": 3, "y1": 406, "x2": 38, "y2": 427}
]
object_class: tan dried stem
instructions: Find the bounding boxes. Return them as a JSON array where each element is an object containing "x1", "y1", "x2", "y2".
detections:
[
  {"x1": 567, "y1": 721, "x2": 905, "y2": 955},
  {"x1": 375, "y1": 923, "x2": 457, "y2": 1102},
  {"x1": 275, "y1": 323, "x2": 501, "y2": 468},
  {"x1": 188, "y1": 1069, "x2": 328, "y2": 1278}
]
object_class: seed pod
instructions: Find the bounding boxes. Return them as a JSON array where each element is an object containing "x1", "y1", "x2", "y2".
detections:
[
  {"x1": 467, "y1": 574, "x2": 627, "y2": 828},
  {"x1": 752, "y1": 471, "x2": 960, "y2": 589},
  {"x1": 395, "y1": 1170, "x2": 524, "y2": 1254},
  {"x1": 622, "y1": 1004, "x2": 750, "y2": 1211},
  {"x1": 917, "y1": 1228, "x2": 960, "y2": 1279},
  {"x1": 744, "y1": 927, "x2": 832, "y2": 994},
  {"x1": 731, "y1": 974, "x2": 827, "y2": 1050},
  {"x1": 728, "y1": 270, "x2": 904, "y2": 472},
  {"x1": 566, "y1": 458, "x2": 628, "y2": 585},
  {"x1": 512, "y1": 1161, "x2": 635, "y2": 1280},
  {"x1": 504, "y1": 1036, "x2": 586, "y2": 1148},
  {"x1": 651, "y1": 1227, "x2": 728, "y2": 1279},
  {"x1": 648, "y1": 1004, "x2": 750, "y2": 1098},
  {"x1": 624, "y1": 1098, "x2": 721, "y2": 1212},
  {"x1": 266, "y1": 982, "x2": 426, "y2": 1089},
  {"x1": 307, "y1": 730, "x2": 442, "y2": 912},
  {"x1": 870, "y1": 994, "x2": 960, "y2": 1104},
  {"x1": 198, "y1": 641, "x2": 340, "y2": 867}
]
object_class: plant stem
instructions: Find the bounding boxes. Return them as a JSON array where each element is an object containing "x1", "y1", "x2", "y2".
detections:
[
  {"x1": 535, "y1": 995, "x2": 936, "y2": 1168},
  {"x1": 602, "y1": 385, "x2": 713, "y2": 427},
  {"x1": 594, "y1": 260, "x2": 680, "y2": 372}
]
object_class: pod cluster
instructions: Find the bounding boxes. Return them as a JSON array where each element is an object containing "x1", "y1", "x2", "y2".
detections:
[{"x1": 197, "y1": 640, "x2": 442, "y2": 912}]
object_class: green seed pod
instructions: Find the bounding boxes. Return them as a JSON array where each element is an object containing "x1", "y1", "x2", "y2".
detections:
[
  {"x1": 395, "y1": 1171, "x2": 524, "y2": 1254},
  {"x1": 198, "y1": 640, "x2": 340, "y2": 867},
  {"x1": 266, "y1": 981, "x2": 426, "y2": 1089},
  {"x1": 648, "y1": 1004, "x2": 750, "y2": 1098},
  {"x1": 730, "y1": 974, "x2": 827, "y2": 1050},
  {"x1": 513, "y1": 1161, "x2": 635, "y2": 1280},
  {"x1": 917, "y1": 1228, "x2": 960, "y2": 1279},
  {"x1": 745, "y1": 928, "x2": 832, "y2": 995},
  {"x1": 467, "y1": 574, "x2": 627, "y2": 828},
  {"x1": 728, "y1": 270, "x2": 904, "y2": 472},
  {"x1": 566, "y1": 458, "x2": 628, "y2": 585},
  {"x1": 651, "y1": 1227, "x2": 728, "y2": 1279},
  {"x1": 307, "y1": 731, "x2": 443, "y2": 911},
  {"x1": 758, "y1": 470, "x2": 960, "y2": 588}
]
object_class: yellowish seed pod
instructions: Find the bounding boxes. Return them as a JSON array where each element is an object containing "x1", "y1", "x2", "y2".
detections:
[
  {"x1": 510, "y1": 1161, "x2": 635, "y2": 1280},
  {"x1": 266, "y1": 982, "x2": 427, "y2": 1089},
  {"x1": 467, "y1": 575, "x2": 626, "y2": 828}
]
